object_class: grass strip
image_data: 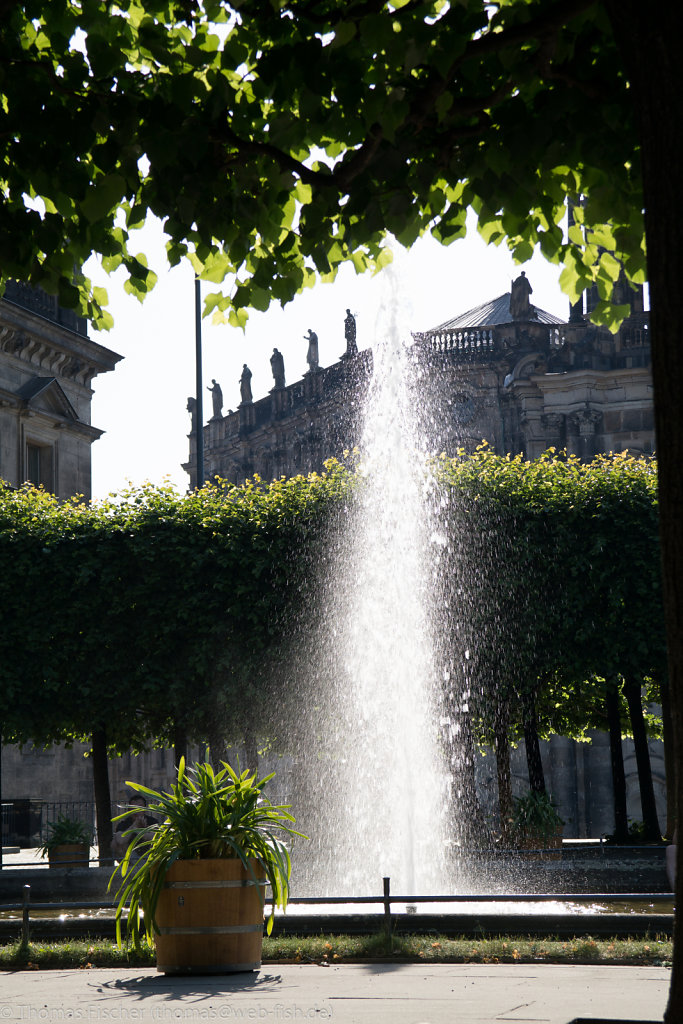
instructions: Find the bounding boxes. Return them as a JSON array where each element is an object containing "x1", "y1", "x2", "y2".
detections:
[{"x1": 0, "y1": 934, "x2": 672, "y2": 971}]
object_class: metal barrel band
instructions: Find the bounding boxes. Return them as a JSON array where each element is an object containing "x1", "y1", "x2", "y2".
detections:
[
  {"x1": 158, "y1": 923, "x2": 264, "y2": 935},
  {"x1": 164, "y1": 879, "x2": 267, "y2": 889}
]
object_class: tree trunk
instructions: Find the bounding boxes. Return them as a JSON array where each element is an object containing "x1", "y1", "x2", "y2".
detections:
[
  {"x1": 205, "y1": 724, "x2": 228, "y2": 768},
  {"x1": 173, "y1": 724, "x2": 187, "y2": 770},
  {"x1": 522, "y1": 690, "x2": 546, "y2": 794},
  {"x1": 451, "y1": 703, "x2": 487, "y2": 847},
  {"x1": 660, "y1": 678, "x2": 677, "y2": 840},
  {"x1": 244, "y1": 725, "x2": 259, "y2": 773},
  {"x1": 603, "y1": 5, "x2": 683, "y2": 1016},
  {"x1": 91, "y1": 727, "x2": 112, "y2": 866},
  {"x1": 605, "y1": 677, "x2": 629, "y2": 842},
  {"x1": 623, "y1": 676, "x2": 661, "y2": 841},
  {"x1": 494, "y1": 721, "x2": 513, "y2": 839}
]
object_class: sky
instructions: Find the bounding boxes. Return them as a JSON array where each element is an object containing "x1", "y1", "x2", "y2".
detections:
[{"x1": 86, "y1": 212, "x2": 571, "y2": 499}]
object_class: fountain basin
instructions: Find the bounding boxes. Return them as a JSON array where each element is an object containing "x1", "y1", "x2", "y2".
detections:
[{"x1": 0, "y1": 895, "x2": 672, "y2": 943}]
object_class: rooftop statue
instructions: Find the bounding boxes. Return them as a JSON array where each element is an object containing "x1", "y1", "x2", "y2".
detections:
[
  {"x1": 305, "y1": 329, "x2": 319, "y2": 370},
  {"x1": 186, "y1": 396, "x2": 197, "y2": 432},
  {"x1": 270, "y1": 347, "x2": 286, "y2": 388},
  {"x1": 239, "y1": 364, "x2": 253, "y2": 404},
  {"x1": 207, "y1": 378, "x2": 223, "y2": 419},
  {"x1": 509, "y1": 270, "x2": 534, "y2": 321},
  {"x1": 343, "y1": 308, "x2": 358, "y2": 357}
]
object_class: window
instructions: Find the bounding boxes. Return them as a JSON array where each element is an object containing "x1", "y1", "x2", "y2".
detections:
[{"x1": 25, "y1": 441, "x2": 54, "y2": 491}]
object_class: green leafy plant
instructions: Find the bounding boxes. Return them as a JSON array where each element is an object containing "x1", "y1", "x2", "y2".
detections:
[
  {"x1": 110, "y1": 758, "x2": 306, "y2": 949},
  {"x1": 511, "y1": 791, "x2": 564, "y2": 843},
  {"x1": 39, "y1": 814, "x2": 93, "y2": 856}
]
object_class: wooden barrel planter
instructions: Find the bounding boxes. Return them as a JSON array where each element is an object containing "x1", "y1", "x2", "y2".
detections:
[
  {"x1": 517, "y1": 826, "x2": 564, "y2": 862},
  {"x1": 155, "y1": 859, "x2": 267, "y2": 975},
  {"x1": 48, "y1": 843, "x2": 90, "y2": 868}
]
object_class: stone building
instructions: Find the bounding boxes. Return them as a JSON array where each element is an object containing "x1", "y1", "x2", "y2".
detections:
[
  {"x1": 0, "y1": 281, "x2": 121, "y2": 498},
  {"x1": 419, "y1": 277, "x2": 652, "y2": 462},
  {"x1": 186, "y1": 275, "x2": 653, "y2": 488},
  {"x1": 184, "y1": 277, "x2": 663, "y2": 839},
  {"x1": 0, "y1": 282, "x2": 122, "y2": 845}
]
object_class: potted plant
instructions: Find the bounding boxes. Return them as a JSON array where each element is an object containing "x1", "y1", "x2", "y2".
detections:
[
  {"x1": 512, "y1": 790, "x2": 564, "y2": 861},
  {"x1": 110, "y1": 757, "x2": 305, "y2": 975},
  {"x1": 40, "y1": 813, "x2": 93, "y2": 867}
]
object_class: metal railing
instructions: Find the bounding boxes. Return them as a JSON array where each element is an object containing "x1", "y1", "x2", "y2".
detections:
[
  {"x1": 1, "y1": 801, "x2": 95, "y2": 848},
  {"x1": 2, "y1": 878, "x2": 675, "y2": 946}
]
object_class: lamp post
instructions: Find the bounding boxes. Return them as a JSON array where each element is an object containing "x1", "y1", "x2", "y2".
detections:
[{"x1": 195, "y1": 277, "x2": 204, "y2": 489}]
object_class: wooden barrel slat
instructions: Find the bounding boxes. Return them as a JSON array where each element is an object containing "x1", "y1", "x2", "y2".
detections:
[
  {"x1": 159, "y1": 923, "x2": 263, "y2": 935},
  {"x1": 155, "y1": 859, "x2": 266, "y2": 976},
  {"x1": 48, "y1": 844, "x2": 89, "y2": 868}
]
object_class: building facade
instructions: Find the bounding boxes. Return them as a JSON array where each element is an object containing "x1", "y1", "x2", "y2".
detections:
[
  {"x1": 185, "y1": 276, "x2": 653, "y2": 488},
  {"x1": 0, "y1": 281, "x2": 121, "y2": 499},
  {"x1": 0, "y1": 283, "x2": 122, "y2": 844}
]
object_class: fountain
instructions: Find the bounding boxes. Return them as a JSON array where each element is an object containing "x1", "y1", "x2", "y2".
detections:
[{"x1": 291, "y1": 270, "x2": 450, "y2": 897}]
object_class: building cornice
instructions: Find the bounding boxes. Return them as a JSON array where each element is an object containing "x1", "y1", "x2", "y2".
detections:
[{"x1": 0, "y1": 298, "x2": 121, "y2": 389}]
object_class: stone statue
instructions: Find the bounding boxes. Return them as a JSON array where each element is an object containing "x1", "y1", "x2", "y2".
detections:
[
  {"x1": 207, "y1": 379, "x2": 223, "y2": 419},
  {"x1": 270, "y1": 347, "x2": 286, "y2": 388},
  {"x1": 343, "y1": 308, "x2": 357, "y2": 356},
  {"x1": 186, "y1": 396, "x2": 197, "y2": 432},
  {"x1": 509, "y1": 270, "x2": 534, "y2": 321},
  {"x1": 305, "y1": 329, "x2": 319, "y2": 371},
  {"x1": 239, "y1": 364, "x2": 253, "y2": 404}
]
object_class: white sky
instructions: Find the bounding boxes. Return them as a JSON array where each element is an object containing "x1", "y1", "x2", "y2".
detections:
[{"x1": 86, "y1": 212, "x2": 570, "y2": 499}]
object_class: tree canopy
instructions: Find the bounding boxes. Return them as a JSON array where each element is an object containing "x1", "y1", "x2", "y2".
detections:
[
  {"x1": 0, "y1": 0, "x2": 645, "y2": 330},
  {"x1": 0, "y1": 451, "x2": 665, "y2": 848},
  {"x1": 0, "y1": 451, "x2": 663, "y2": 752}
]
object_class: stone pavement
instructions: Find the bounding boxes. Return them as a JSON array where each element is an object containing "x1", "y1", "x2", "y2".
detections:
[{"x1": 0, "y1": 964, "x2": 670, "y2": 1024}]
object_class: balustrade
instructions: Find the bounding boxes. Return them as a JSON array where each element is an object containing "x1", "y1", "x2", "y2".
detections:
[{"x1": 427, "y1": 328, "x2": 496, "y2": 355}]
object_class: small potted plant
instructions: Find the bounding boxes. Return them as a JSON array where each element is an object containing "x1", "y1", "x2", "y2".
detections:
[
  {"x1": 110, "y1": 757, "x2": 305, "y2": 975},
  {"x1": 40, "y1": 813, "x2": 93, "y2": 867},
  {"x1": 512, "y1": 790, "x2": 564, "y2": 860}
]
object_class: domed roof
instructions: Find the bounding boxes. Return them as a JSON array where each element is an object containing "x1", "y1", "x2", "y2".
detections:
[{"x1": 425, "y1": 293, "x2": 566, "y2": 332}]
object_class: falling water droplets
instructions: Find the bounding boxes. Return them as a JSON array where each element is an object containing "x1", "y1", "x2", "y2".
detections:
[{"x1": 294, "y1": 264, "x2": 449, "y2": 896}]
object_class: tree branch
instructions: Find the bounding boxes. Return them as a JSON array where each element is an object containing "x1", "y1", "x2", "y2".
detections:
[{"x1": 407, "y1": 0, "x2": 599, "y2": 131}]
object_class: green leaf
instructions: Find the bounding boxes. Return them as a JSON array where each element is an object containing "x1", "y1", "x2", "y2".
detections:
[{"x1": 81, "y1": 175, "x2": 127, "y2": 225}]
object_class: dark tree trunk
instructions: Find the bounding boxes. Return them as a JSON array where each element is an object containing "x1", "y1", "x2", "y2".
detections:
[
  {"x1": 660, "y1": 678, "x2": 677, "y2": 840},
  {"x1": 605, "y1": 677, "x2": 628, "y2": 842},
  {"x1": 494, "y1": 720, "x2": 513, "y2": 839},
  {"x1": 244, "y1": 726, "x2": 259, "y2": 773},
  {"x1": 450, "y1": 703, "x2": 487, "y2": 847},
  {"x1": 623, "y1": 676, "x2": 661, "y2": 841},
  {"x1": 91, "y1": 727, "x2": 112, "y2": 866},
  {"x1": 603, "y1": 5, "x2": 683, "y2": 1016},
  {"x1": 206, "y1": 731, "x2": 228, "y2": 767},
  {"x1": 173, "y1": 724, "x2": 187, "y2": 770},
  {"x1": 522, "y1": 690, "x2": 546, "y2": 794}
]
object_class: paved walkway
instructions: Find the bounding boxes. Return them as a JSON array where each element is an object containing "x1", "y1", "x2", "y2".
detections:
[{"x1": 0, "y1": 964, "x2": 670, "y2": 1023}]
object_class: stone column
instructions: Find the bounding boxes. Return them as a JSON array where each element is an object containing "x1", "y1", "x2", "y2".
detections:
[
  {"x1": 540, "y1": 412, "x2": 565, "y2": 452},
  {"x1": 303, "y1": 367, "x2": 324, "y2": 401},
  {"x1": 569, "y1": 404, "x2": 602, "y2": 461},
  {"x1": 238, "y1": 402, "x2": 255, "y2": 434}
]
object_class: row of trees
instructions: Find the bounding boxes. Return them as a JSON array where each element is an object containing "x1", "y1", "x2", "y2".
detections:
[
  {"x1": 0, "y1": 468, "x2": 346, "y2": 859},
  {"x1": 0, "y1": 451, "x2": 666, "y2": 856},
  {"x1": 434, "y1": 447, "x2": 666, "y2": 842}
]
